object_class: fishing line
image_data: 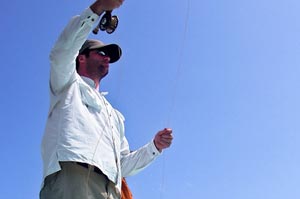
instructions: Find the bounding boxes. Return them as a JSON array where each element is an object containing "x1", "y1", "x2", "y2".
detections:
[
  {"x1": 159, "y1": 0, "x2": 191, "y2": 198},
  {"x1": 165, "y1": 0, "x2": 190, "y2": 127},
  {"x1": 85, "y1": 92, "x2": 119, "y2": 197}
]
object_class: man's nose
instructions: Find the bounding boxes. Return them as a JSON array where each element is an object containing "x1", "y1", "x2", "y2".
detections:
[{"x1": 103, "y1": 56, "x2": 111, "y2": 62}]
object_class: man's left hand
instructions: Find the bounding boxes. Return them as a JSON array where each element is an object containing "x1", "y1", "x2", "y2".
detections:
[{"x1": 154, "y1": 128, "x2": 173, "y2": 152}]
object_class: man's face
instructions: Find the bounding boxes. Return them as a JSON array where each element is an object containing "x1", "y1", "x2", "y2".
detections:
[{"x1": 85, "y1": 50, "x2": 111, "y2": 79}]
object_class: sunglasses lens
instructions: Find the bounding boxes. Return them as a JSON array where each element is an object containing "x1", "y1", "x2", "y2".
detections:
[{"x1": 97, "y1": 51, "x2": 106, "y2": 56}]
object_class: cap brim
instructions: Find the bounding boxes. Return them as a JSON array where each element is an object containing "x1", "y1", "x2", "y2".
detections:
[{"x1": 89, "y1": 44, "x2": 122, "y2": 63}]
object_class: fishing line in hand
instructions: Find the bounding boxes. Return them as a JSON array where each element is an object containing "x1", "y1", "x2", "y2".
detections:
[{"x1": 160, "y1": 0, "x2": 191, "y2": 199}]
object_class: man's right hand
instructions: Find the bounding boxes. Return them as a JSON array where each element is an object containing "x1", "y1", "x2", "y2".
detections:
[{"x1": 90, "y1": 0, "x2": 124, "y2": 16}]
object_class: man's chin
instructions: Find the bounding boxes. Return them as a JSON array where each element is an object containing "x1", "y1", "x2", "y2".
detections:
[
  {"x1": 98, "y1": 65, "x2": 109, "y2": 78},
  {"x1": 103, "y1": 71, "x2": 109, "y2": 77},
  {"x1": 100, "y1": 70, "x2": 109, "y2": 79}
]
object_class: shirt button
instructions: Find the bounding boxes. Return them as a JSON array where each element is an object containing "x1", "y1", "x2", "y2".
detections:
[{"x1": 152, "y1": 152, "x2": 156, "y2": 155}]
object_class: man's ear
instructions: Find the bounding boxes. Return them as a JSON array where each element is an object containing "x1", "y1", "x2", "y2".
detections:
[{"x1": 78, "y1": 54, "x2": 86, "y2": 63}]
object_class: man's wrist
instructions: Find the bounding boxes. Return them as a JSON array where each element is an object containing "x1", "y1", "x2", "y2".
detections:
[
  {"x1": 153, "y1": 140, "x2": 162, "y2": 152},
  {"x1": 90, "y1": 2, "x2": 105, "y2": 16}
]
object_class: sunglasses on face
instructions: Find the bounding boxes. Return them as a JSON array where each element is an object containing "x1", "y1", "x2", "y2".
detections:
[{"x1": 95, "y1": 50, "x2": 107, "y2": 56}]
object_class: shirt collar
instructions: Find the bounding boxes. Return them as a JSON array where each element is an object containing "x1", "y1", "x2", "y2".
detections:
[
  {"x1": 80, "y1": 76, "x2": 108, "y2": 95},
  {"x1": 81, "y1": 76, "x2": 97, "y2": 89}
]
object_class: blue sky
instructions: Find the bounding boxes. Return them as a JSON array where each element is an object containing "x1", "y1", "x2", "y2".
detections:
[{"x1": 1, "y1": 0, "x2": 300, "y2": 198}]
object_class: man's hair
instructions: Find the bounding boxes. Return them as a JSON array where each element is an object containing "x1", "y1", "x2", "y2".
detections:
[{"x1": 76, "y1": 49, "x2": 91, "y2": 71}]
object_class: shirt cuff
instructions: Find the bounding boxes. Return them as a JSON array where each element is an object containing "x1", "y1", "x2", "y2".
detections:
[
  {"x1": 80, "y1": 7, "x2": 100, "y2": 25},
  {"x1": 149, "y1": 140, "x2": 161, "y2": 156}
]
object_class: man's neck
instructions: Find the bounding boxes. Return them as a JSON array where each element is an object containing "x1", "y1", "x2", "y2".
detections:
[{"x1": 81, "y1": 76, "x2": 100, "y2": 90}]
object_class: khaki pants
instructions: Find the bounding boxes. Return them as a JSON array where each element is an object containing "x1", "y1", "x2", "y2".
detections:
[{"x1": 40, "y1": 162, "x2": 119, "y2": 199}]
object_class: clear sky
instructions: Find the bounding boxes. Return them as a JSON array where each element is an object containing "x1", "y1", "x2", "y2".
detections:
[{"x1": 1, "y1": 0, "x2": 300, "y2": 198}]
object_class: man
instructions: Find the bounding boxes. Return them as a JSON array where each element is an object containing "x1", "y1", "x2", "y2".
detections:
[{"x1": 40, "y1": 0, "x2": 173, "y2": 198}]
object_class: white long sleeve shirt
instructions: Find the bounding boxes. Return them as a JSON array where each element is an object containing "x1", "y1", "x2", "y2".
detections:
[{"x1": 41, "y1": 7, "x2": 160, "y2": 195}]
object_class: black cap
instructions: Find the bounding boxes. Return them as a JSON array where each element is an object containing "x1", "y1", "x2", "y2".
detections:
[{"x1": 79, "y1": 39, "x2": 122, "y2": 63}]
